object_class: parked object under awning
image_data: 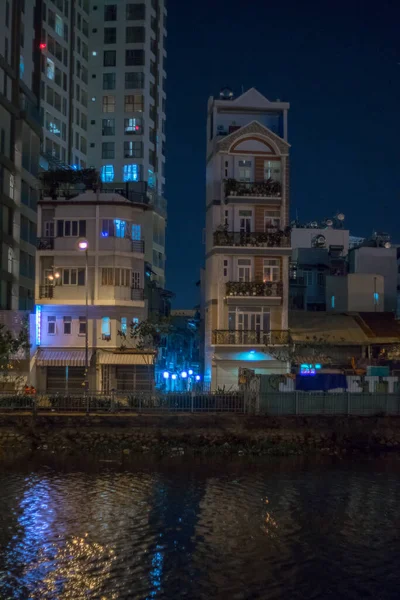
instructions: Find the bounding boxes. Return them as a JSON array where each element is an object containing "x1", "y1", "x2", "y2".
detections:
[
  {"x1": 97, "y1": 352, "x2": 154, "y2": 365},
  {"x1": 36, "y1": 349, "x2": 93, "y2": 367}
]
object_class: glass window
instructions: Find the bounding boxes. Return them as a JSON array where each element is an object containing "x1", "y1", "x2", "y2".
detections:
[
  {"x1": 124, "y1": 117, "x2": 143, "y2": 134},
  {"x1": 114, "y1": 219, "x2": 126, "y2": 238},
  {"x1": 131, "y1": 224, "x2": 141, "y2": 240},
  {"x1": 104, "y1": 4, "x2": 117, "y2": 20},
  {"x1": 7, "y1": 247, "x2": 14, "y2": 274},
  {"x1": 124, "y1": 141, "x2": 143, "y2": 158},
  {"x1": 101, "y1": 317, "x2": 111, "y2": 336},
  {"x1": 102, "y1": 95, "x2": 115, "y2": 112},
  {"x1": 126, "y1": 3, "x2": 145, "y2": 20},
  {"x1": 238, "y1": 159, "x2": 252, "y2": 181},
  {"x1": 79, "y1": 316, "x2": 86, "y2": 335},
  {"x1": 102, "y1": 142, "x2": 114, "y2": 159},
  {"x1": 264, "y1": 160, "x2": 281, "y2": 182},
  {"x1": 264, "y1": 210, "x2": 280, "y2": 231},
  {"x1": 123, "y1": 164, "x2": 140, "y2": 182},
  {"x1": 132, "y1": 271, "x2": 141, "y2": 289},
  {"x1": 101, "y1": 219, "x2": 115, "y2": 237},
  {"x1": 101, "y1": 268, "x2": 114, "y2": 285},
  {"x1": 126, "y1": 26, "x2": 145, "y2": 43},
  {"x1": 100, "y1": 165, "x2": 114, "y2": 182},
  {"x1": 102, "y1": 118, "x2": 115, "y2": 135},
  {"x1": 102, "y1": 72, "x2": 115, "y2": 90},
  {"x1": 125, "y1": 72, "x2": 144, "y2": 89},
  {"x1": 103, "y1": 50, "x2": 116, "y2": 67},
  {"x1": 55, "y1": 14, "x2": 63, "y2": 36},
  {"x1": 104, "y1": 27, "x2": 116, "y2": 44},
  {"x1": 125, "y1": 49, "x2": 144, "y2": 66},
  {"x1": 263, "y1": 259, "x2": 280, "y2": 283},
  {"x1": 120, "y1": 317, "x2": 127, "y2": 335},
  {"x1": 124, "y1": 94, "x2": 144, "y2": 112},
  {"x1": 46, "y1": 58, "x2": 55, "y2": 80},
  {"x1": 63, "y1": 316, "x2": 72, "y2": 334},
  {"x1": 48, "y1": 316, "x2": 56, "y2": 335}
]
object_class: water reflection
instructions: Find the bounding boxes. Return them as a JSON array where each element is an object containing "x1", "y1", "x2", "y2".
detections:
[{"x1": 0, "y1": 457, "x2": 399, "y2": 599}]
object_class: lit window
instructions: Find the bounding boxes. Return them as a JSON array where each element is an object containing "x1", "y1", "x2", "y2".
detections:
[
  {"x1": 123, "y1": 164, "x2": 139, "y2": 182},
  {"x1": 148, "y1": 169, "x2": 155, "y2": 188},
  {"x1": 46, "y1": 58, "x2": 55, "y2": 80},
  {"x1": 121, "y1": 317, "x2": 127, "y2": 334},
  {"x1": 9, "y1": 174, "x2": 14, "y2": 199},
  {"x1": 101, "y1": 219, "x2": 114, "y2": 237},
  {"x1": 100, "y1": 165, "x2": 114, "y2": 182},
  {"x1": 131, "y1": 224, "x2": 141, "y2": 240},
  {"x1": 124, "y1": 117, "x2": 143, "y2": 134},
  {"x1": 132, "y1": 317, "x2": 139, "y2": 325},
  {"x1": 19, "y1": 55, "x2": 24, "y2": 78},
  {"x1": 331, "y1": 295, "x2": 335, "y2": 309},
  {"x1": 55, "y1": 14, "x2": 63, "y2": 37},
  {"x1": 101, "y1": 317, "x2": 111, "y2": 336},
  {"x1": 47, "y1": 316, "x2": 56, "y2": 335},
  {"x1": 79, "y1": 316, "x2": 86, "y2": 335},
  {"x1": 114, "y1": 219, "x2": 126, "y2": 238},
  {"x1": 92, "y1": 51, "x2": 97, "y2": 56},
  {"x1": 63, "y1": 316, "x2": 72, "y2": 335}
]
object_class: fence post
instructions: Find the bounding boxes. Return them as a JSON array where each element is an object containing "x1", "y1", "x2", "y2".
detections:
[
  {"x1": 347, "y1": 392, "x2": 350, "y2": 416},
  {"x1": 32, "y1": 394, "x2": 37, "y2": 417},
  {"x1": 86, "y1": 392, "x2": 89, "y2": 415},
  {"x1": 295, "y1": 391, "x2": 299, "y2": 415},
  {"x1": 191, "y1": 392, "x2": 194, "y2": 413},
  {"x1": 139, "y1": 395, "x2": 142, "y2": 413},
  {"x1": 111, "y1": 390, "x2": 115, "y2": 413}
]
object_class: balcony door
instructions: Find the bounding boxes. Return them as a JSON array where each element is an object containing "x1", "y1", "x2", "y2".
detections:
[
  {"x1": 264, "y1": 160, "x2": 281, "y2": 182},
  {"x1": 239, "y1": 210, "x2": 252, "y2": 234},
  {"x1": 237, "y1": 258, "x2": 252, "y2": 282},
  {"x1": 237, "y1": 159, "x2": 253, "y2": 182},
  {"x1": 228, "y1": 307, "x2": 270, "y2": 344}
]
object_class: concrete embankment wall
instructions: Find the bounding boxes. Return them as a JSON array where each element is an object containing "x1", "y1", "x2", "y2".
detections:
[{"x1": 1, "y1": 414, "x2": 400, "y2": 457}]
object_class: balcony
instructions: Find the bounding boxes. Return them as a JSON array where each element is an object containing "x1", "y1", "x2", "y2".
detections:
[
  {"x1": 226, "y1": 281, "x2": 283, "y2": 297},
  {"x1": 37, "y1": 237, "x2": 54, "y2": 250},
  {"x1": 132, "y1": 240, "x2": 145, "y2": 254},
  {"x1": 39, "y1": 285, "x2": 54, "y2": 299},
  {"x1": 212, "y1": 330, "x2": 290, "y2": 346},
  {"x1": 131, "y1": 287, "x2": 144, "y2": 301},
  {"x1": 225, "y1": 179, "x2": 281, "y2": 198},
  {"x1": 214, "y1": 230, "x2": 290, "y2": 248}
]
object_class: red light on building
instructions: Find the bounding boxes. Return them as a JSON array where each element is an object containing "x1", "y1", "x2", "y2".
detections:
[{"x1": 39, "y1": 43, "x2": 47, "y2": 50}]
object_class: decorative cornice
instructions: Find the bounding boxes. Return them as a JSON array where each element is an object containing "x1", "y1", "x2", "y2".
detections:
[{"x1": 217, "y1": 121, "x2": 290, "y2": 156}]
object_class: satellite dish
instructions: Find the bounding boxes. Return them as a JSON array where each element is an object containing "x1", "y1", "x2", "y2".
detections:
[
  {"x1": 310, "y1": 221, "x2": 318, "y2": 228},
  {"x1": 384, "y1": 241, "x2": 391, "y2": 249},
  {"x1": 336, "y1": 213, "x2": 345, "y2": 221},
  {"x1": 312, "y1": 234, "x2": 326, "y2": 248},
  {"x1": 325, "y1": 219, "x2": 333, "y2": 227},
  {"x1": 220, "y1": 87, "x2": 234, "y2": 100}
]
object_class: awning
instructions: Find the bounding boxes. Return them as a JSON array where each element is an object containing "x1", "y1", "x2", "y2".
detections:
[
  {"x1": 37, "y1": 349, "x2": 93, "y2": 367},
  {"x1": 98, "y1": 352, "x2": 154, "y2": 366}
]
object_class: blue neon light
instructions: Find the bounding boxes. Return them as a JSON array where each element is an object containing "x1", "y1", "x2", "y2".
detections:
[{"x1": 36, "y1": 305, "x2": 42, "y2": 346}]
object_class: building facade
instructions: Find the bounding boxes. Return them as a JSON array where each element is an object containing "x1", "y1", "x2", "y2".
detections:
[
  {"x1": 203, "y1": 88, "x2": 291, "y2": 389},
  {"x1": 35, "y1": 189, "x2": 154, "y2": 392},
  {"x1": 0, "y1": 0, "x2": 42, "y2": 310}
]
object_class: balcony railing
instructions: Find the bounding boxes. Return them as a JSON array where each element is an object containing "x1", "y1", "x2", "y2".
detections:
[
  {"x1": 131, "y1": 287, "x2": 144, "y2": 301},
  {"x1": 132, "y1": 240, "x2": 145, "y2": 253},
  {"x1": 39, "y1": 285, "x2": 54, "y2": 299},
  {"x1": 214, "y1": 230, "x2": 290, "y2": 248},
  {"x1": 226, "y1": 281, "x2": 283, "y2": 297},
  {"x1": 225, "y1": 179, "x2": 281, "y2": 198},
  {"x1": 37, "y1": 237, "x2": 54, "y2": 250},
  {"x1": 212, "y1": 330, "x2": 290, "y2": 346}
]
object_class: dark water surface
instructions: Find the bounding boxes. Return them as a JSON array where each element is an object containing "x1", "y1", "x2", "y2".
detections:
[{"x1": 0, "y1": 454, "x2": 399, "y2": 599}]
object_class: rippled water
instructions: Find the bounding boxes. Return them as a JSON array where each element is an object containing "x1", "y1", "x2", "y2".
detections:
[{"x1": 0, "y1": 455, "x2": 399, "y2": 599}]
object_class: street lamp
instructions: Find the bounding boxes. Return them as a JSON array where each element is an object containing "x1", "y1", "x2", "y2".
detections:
[{"x1": 78, "y1": 239, "x2": 89, "y2": 390}]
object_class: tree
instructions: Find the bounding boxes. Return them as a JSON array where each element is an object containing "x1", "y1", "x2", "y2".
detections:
[
  {"x1": 267, "y1": 334, "x2": 347, "y2": 369},
  {"x1": 0, "y1": 317, "x2": 30, "y2": 390}
]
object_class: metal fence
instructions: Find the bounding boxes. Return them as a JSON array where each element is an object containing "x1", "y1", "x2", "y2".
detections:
[
  {"x1": 259, "y1": 392, "x2": 400, "y2": 416},
  {"x1": 0, "y1": 391, "x2": 247, "y2": 414}
]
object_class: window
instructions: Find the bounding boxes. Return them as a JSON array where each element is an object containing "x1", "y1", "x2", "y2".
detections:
[
  {"x1": 149, "y1": 149, "x2": 155, "y2": 166},
  {"x1": 100, "y1": 165, "x2": 114, "y2": 182},
  {"x1": 102, "y1": 95, "x2": 115, "y2": 112},
  {"x1": 48, "y1": 8, "x2": 55, "y2": 28},
  {"x1": 223, "y1": 259, "x2": 228, "y2": 278},
  {"x1": 125, "y1": 72, "x2": 144, "y2": 89},
  {"x1": 103, "y1": 73, "x2": 116, "y2": 89},
  {"x1": 317, "y1": 272, "x2": 325, "y2": 286},
  {"x1": 79, "y1": 316, "x2": 86, "y2": 335},
  {"x1": 126, "y1": 26, "x2": 145, "y2": 43},
  {"x1": 114, "y1": 219, "x2": 126, "y2": 238},
  {"x1": 102, "y1": 142, "x2": 115, "y2": 159},
  {"x1": 56, "y1": 220, "x2": 86, "y2": 237},
  {"x1": 131, "y1": 224, "x2": 141, "y2": 240},
  {"x1": 62, "y1": 268, "x2": 85, "y2": 286},
  {"x1": 102, "y1": 118, "x2": 115, "y2": 135},
  {"x1": 101, "y1": 317, "x2": 111, "y2": 337},
  {"x1": 303, "y1": 270, "x2": 313, "y2": 286},
  {"x1": 124, "y1": 94, "x2": 144, "y2": 112},
  {"x1": 331, "y1": 295, "x2": 335, "y2": 309},
  {"x1": 55, "y1": 14, "x2": 63, "y2": 36},
  {"x1": 228, "y1": 307, "x2": 270, "y2": 336},
  {"x1": 126, "y1": 3, "x2": 145, "y2": 20},
  {"x1": 48, "y1": 316, "x2": 56, "y2": 335},
  {"x1": 263, "y1": 259, "x2": 280, "y2": 283},
  {"x1": 44, "y1": 221, "x2": 55, "y2": 237},
  {"x1": 238, "y1": 160, "x2": 252, "y2": 181},
  {"x1": 264, "y1": 210, "x2": 280, "y2": 231},
  {"x1": 104, "y1": 4, "x2": 117, "y2": 20},
  {"x1": 132, "y1": 271, "x2": 141, "y2": 289},
  {"x1": 124, "y1": 117, "x2": 143, "y2": 134},
  {"x1": 46, "y1": 58, "x2": 55, "y2": 80},
  {"x1": 124, "y1": 141, "x2": 142, "y2": 158},
  {"x1": 120, "y1": 317, "x2": 127, "y2": 335},
  {"x1": 7, "y1": 247, "x2": 14, "y2": 274},
  {"x1": 123, "y1": 164, "x2": 140, "y2": 182},
  {"x1": 103, "y1": 50, "x2": 116, "y2": 67},
  {"x1": 63, "y1": 316, "x2": 72, "y2": 335},
  {"x1": 101, "y1": 219, "x2": 114, "y2": 237},
  {"x1": 125, "y1": 49, "x2": 144, "y2": 66},
  {"x1": 101, "y1": 267, "x2": 114, "y2": 285},
  {"x1": 104, "y1": 27, "x2": 116, "y2": 44},
  {"x1": 237, "y1": 258, "x2": 252, "y2": 282},
  {"x1": 264, "y1": 160, "x2": 281, "y2": 182}
]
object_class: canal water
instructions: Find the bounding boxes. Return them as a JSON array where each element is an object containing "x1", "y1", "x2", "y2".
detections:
[{"x1": 0, "y1": 454, "x2": 399, "y2": 599}]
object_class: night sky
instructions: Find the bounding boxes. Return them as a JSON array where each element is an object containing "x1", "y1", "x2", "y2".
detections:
[{"x1": 165, "y1": 0, "x2": 400, "y2": 308}]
